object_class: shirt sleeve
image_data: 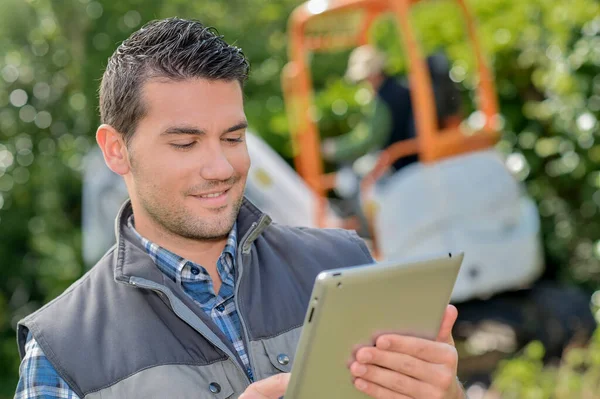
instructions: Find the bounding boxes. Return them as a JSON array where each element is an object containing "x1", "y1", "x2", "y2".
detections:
[
  {"x1": 14, "y1": 332, "x2": 80, "y2": 399},
  {"x1": 327, "y1": 98, "x2": 393, "y2": 163}
]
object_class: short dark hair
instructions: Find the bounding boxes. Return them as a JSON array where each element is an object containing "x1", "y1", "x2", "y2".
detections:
[{"x1": 99, "y1": 17, "x2": 250, "y2": 144}]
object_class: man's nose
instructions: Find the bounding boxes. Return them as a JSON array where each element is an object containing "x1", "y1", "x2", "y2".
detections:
[{"x1": 200, "y1": 146, "x2": 234, "y2": 181}]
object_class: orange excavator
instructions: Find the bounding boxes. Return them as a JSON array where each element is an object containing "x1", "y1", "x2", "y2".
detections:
[{"x1": 278, "y1": 0, "x2": 543, "y2": 303}]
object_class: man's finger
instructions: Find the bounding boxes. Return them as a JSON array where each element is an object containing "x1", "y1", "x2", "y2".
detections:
[
  {"x1": 353, "y1": 377, "x2": 412, "y2": 399},
  {"x1": 350, "y1": 361, "x2": 437, "y2": 397},
  {"x1": 353, "y1": 347, "x2": 450, "y2": 384},
  {"x1": 374, "y1": 334, "x2": 458, "y2": 365},
  {"x1": 239, "y1": 373, "x2": 290, "y2": 399},
  {"x1": 436, "y1": 304, "x2": 458, "y2": 346}
]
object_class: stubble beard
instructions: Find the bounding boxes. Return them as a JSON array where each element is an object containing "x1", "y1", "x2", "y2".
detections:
[
  {"x1": 135, "y1": 173, "x2": 245, "y2": 241},
  {"x1": 140, "y1": 188, "x2": 244, "y2": 241}
]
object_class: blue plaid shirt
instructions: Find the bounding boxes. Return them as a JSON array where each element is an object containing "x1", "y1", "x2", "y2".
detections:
[{"x1": 14, "y1": 218, "x2": 252, "y2": 399}]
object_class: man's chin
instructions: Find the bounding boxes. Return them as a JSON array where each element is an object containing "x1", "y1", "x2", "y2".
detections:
[
  {"x1": 201, "y1": 205, "x2": 229, "y2": 214},
  {"x1": 193, "y1": 207, "x2": 237, "y2": 231},
  {"x1": 175, "y1": 216, "x2": 235, "y2": 241}
]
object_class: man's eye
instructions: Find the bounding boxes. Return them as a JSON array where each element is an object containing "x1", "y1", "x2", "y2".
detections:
[
  {"x1": 170, "y1": 142, "x2": 195, "y2": 149},
  {"x1": 223, "y1": 137, "x2": 244, "y2": 144}
]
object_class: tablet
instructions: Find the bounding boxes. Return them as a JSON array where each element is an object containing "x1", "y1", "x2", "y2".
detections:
[{"x1": 285, "y1": 252, "x2": 464, "y2": 399}]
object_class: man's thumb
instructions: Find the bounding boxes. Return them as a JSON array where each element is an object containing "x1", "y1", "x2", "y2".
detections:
[
  {"x1": 239, "y1": 373, "x2": 291, "y2": 399},
  {"x1": 437, "y1": 304, "x2": 458, "y2": 346}
]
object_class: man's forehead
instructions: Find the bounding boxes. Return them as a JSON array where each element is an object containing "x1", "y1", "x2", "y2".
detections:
[
  {"x1": 137, "y1": 77, "x2": 245, "y2": 129},
  {"x1": 141, "y1": 77, "x2": 243, "y2": 108}
]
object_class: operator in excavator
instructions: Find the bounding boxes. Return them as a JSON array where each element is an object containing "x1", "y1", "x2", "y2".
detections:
[{"x1": 321, "y1": 44, "x2": 460, "y2": 172}]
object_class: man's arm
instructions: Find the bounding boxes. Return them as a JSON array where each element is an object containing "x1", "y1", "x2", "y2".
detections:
[
  {"x1": 322, "y1": 99, "x2": 392, "y2": 163},
  {"x1": 14, "y1": 333, "x2": 80, "y2": 399}
]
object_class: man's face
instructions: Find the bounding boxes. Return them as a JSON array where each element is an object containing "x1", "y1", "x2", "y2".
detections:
[{"x1": 126, "y1": 78, "x2": 250, "y2": 240}]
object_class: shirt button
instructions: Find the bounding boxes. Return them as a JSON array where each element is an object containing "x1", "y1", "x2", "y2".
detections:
[
  {"x1": 190, "y1": 267, "x2": 200, "y2": 275},
  {"x1": 216, "y1": 304, "x2": 225, "y2": 312},
  {"x1": 277, "y1": 354, "x2": 290, "y2": 366},
  {"x1": 208, "y1": 382, "x2": 221, "y2": 394}
]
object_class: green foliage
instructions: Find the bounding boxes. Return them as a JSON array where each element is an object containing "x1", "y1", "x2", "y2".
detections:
[
  {"x1": 0, "y1": 0, "x2": 599, "y2": 397},
  {"x1": 489, "y1": 297, "x2": 600, "y2": 397},
  {"x1": 491, "y1": 329, "x2": 600, "y2": 398}
]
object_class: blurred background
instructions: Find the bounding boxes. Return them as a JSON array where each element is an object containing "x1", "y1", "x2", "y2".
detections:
[{"x1": 1, "y1": 0, "x2": 600, "y2": 397}]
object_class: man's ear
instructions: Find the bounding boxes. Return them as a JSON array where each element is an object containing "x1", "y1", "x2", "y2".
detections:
[{"x1": 96, "y1": 124, "x2": 130, "y2": 176}]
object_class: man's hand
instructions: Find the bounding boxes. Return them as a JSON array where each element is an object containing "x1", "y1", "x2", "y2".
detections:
[
  {"x1": 349, "y1": 305, "x2": 465, "y2": 399},
  {"x1": 239, "y1": 372, "x2": 290, "y2": 399}
]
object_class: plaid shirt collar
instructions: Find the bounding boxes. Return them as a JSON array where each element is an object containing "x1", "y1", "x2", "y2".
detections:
[{"x1": 126, "y1": 215, "x2": 238, "y2": 287}]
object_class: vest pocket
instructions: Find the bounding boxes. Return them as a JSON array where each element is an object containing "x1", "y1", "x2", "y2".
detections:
[
  {"x1": 201, "y1": 363, "x2": 236, "y2": 399},
  {"x1": 263, "y1": 339, "x2": 294, "y2": 373},
  {"x1": 250, "y1": 327, "x2": 302, "y2": 380}
]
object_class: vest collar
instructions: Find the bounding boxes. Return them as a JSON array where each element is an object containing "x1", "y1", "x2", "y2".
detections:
[{"x1": 112, "y1": 198, "x2": 272, "y2": 285}]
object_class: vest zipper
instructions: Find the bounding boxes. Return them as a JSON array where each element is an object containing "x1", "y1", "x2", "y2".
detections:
[
  {"x1": 235, "y1": 215, "x2": 270, "y2": 381},
  {"x1": 128, "y1": 277, "x2": 252, "y2": 385}
]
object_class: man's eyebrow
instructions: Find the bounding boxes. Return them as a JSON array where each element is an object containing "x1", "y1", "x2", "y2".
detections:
[
  {"x1": 223, "y1": 121, "x2": 248, "y2": 134},
  {"x1": 161, "y1": 126, "x2": 205, "y2": 136},
  {"x1": 160, "y1": 121, "x2": 248, "y2": 136}
]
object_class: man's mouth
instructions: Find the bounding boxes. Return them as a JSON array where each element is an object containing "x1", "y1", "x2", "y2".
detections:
[
  {"x1": 193, "y1": 186, "x2": 231, "y2": 196},
  {"x1": 190, "y1": 188, "x2": 232, "y2": 206},
  {"x1": 198, "y1": 191, "x2": 227, "y2": 198}
]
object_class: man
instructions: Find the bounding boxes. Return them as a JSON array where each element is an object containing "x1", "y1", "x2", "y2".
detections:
[
  {"x1": 321, "y1": 45, "x2": 418, "y2": 172},
  {"x1": 322, "y1": 45, "x2": 460, "y2": 172},
  {"x1": 15, "y1": 18, "x2": 466, "y2": 399}
]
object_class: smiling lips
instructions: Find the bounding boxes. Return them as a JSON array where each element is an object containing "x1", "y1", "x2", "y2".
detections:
[
  {"x1": 199, "y1": 191, "x2": 226, "y2": 198},
  {"x1": 191, "y1": 188, "x2": 231, "y2": 207}
]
